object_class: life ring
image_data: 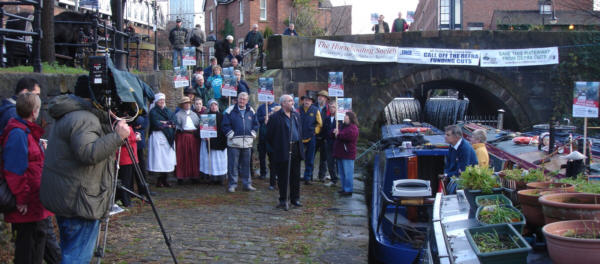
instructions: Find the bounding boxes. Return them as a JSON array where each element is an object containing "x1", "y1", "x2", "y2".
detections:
[{"x1": 513, "y1": 136, "x2": 539, "y2": 145}]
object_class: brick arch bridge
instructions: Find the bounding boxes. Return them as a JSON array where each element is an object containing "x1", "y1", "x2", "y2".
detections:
[{"x1": 266, "y1": 31, "x2": 596, "y2": 136}]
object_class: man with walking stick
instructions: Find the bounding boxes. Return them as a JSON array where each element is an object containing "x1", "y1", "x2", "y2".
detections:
[{"x1": 267, "y1": 95, "x2": 303, "y2": 211}]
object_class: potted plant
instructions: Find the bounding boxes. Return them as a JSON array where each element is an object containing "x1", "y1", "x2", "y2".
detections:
[
  {"x1": 539, "y1": 193, "x2": 600, "y2": 224},
  {"x1": 476, "y1": 204, "x2": 526, "y2": 233},
  {"x1": 543, "y1": 220, "x2": 600, "y2": 264},
  {"x1": 560, "y1": 175, "x2": 600, "y2": 194},
  {"x1": 475, "y1": 194, "x2": 513, "y2": 207},
  {"x1": 500, "y1": 168, "x2": 546, "y2": 191},
  {"x1": 465, "y1": 223, "x2": 532, "y2": 264},
  {"x1": 526, "y1": 181, "x2": 575, "y2": 192},
  {"x1": 455, "y1": 165, "x2": 502, "y2": 217},
  {"x1": 517, "y1": 188, "x2": 575, "y2": 229}
]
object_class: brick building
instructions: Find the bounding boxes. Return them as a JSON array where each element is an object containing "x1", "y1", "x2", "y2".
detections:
[
  {"x1": 412, "y1": 0, "x2": 594, "y2": 31},
  {"x1": 201, "y1": 0, "x2": 351, "y2": 64}
]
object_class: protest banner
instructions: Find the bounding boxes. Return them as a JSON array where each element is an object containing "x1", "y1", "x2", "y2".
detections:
[
  {"x1": 480, "y1": 47, "x2": 558, "y2": 67},
  {"x1": 173, "y1": 67, "x2": 189, "y2": 88},
  {"x1": 397, "y1": 47, "x2": 480, "y2": 66},
  {"x1": 315, "y1": 39, "x2": 398, "y2": 63},
  {"x1": 573, "y1": 82, "x2": 599, "y2": 118},
  {"x1": 200, "y1": 114, "x2": 217, "y2": 138},
  {"x1": 258, "y1": 77, "x2": 274, "y2": 102},
  {"x1": 221, "y1": 67, "x2": 237, "y2": 97},
  {"x1": 336, "y1": 98, "x2": 352, "y2": 121},
  {"x1": 328, "y1": 72, "x2": 344, "y2": 97},
  {"x1": 182, "y1": 47, "x2": 196, "y2": 66},
  {"x1": 371, "y1": 13, "x2": 379, "y2": 24}
]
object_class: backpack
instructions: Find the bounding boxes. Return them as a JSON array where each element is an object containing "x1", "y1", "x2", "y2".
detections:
[{"x1": 0, "y1": 139, "x2": 16, "y2": 213}]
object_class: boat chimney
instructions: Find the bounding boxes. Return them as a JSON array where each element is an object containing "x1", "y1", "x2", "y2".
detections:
[{"x1": 497, "y1": 109, "x2": 505, "y2": 129}]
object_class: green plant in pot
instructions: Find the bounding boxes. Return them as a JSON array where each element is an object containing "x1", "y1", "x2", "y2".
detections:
[
  {"x1": 455, "y1": 165, "x2": 502, "y2": 217},
  {"x1": 465, "y1": 224, "x2": 532, "y2": 264},
  {"x1": 476, "y1": 204, "x2": 526, "y2": 233}
]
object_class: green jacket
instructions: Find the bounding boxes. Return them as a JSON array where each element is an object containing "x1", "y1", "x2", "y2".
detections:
[{"x1": 40, "y1": 95, "x2": 123, "y2": 220}]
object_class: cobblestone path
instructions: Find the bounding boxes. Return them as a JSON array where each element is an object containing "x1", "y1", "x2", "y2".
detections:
[{"x1": 100, "y1": 176, "x2": 368, "y2": 263}]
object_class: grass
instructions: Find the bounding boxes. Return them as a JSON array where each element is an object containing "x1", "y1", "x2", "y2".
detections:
[{"x1": 0, "y1": 62, "x2": 88, "y2": 74}]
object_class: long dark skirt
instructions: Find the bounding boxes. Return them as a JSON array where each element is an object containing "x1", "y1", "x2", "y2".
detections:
[{"x1": 175, "y1": 132, "x2": 200, "y2": 179}]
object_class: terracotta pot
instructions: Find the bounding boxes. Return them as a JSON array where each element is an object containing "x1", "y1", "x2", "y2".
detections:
[
  {"x1": 543, "y1": 220, "x2": 600, "y2": 264},
  {"x1": 517, "y1": 189, "x2": 545, "y2": 228},
  {"x1": 539, "y1": 193, "x2": 600, "y2": 224},
  {"x1": 526, "y1": 181, "x2": 575, "y2": 192}
]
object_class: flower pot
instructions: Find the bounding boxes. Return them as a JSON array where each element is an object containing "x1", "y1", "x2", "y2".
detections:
[
  {"x1": 476, "y1": 205, "x2": 526, "y2": 233},
  {"x1": 539, "y1": 193, "x2": 600, "y2": 224},
  {"x1": 465, "y1": 223, "x2": 531, "y2": 264},
  {"x1": 475, "y1": 194, "x2": 513, "y2": 207},
  {"x1": 543, "y1": 220, "x2": 600, "y2": 264},
  {"x1": 464, "y1": 188, "x2": 503, "y2": 218},
  {"x1": 526, "y1": 181, "x2": 575, "y2": 192},
  {"x1": 517, "y1": 189, "x2": 545, "y2": 229}
]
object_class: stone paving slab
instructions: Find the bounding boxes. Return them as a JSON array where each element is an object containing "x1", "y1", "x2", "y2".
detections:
[{"x1": 100, "y1": 176, "x2": 368, "y2": 263}]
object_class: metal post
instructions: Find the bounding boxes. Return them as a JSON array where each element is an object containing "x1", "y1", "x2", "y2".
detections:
[
  {"x1": 32, "y1": 0, "x2": 42, "y2": 72},
  {"x1": 497, "y1": 109, "x2": 505, "y2": 129},
  {"x1": 0, "y1": 7, "x2": 5, "y2": 68}
]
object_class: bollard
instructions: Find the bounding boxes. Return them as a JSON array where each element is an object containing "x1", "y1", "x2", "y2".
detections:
[{"x1": 497, "y1": 109, "x2": 505, "y2": 129}]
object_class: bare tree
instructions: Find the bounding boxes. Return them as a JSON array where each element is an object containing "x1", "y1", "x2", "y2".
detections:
[
  {"x1": 41, "y1": 0, "x2": 54, "y2": 63},
  {"x1": 556, "y1": 0, "x2": 600, "y2": 19},
  {"x1": 328, "y1": 3, "x2": 352, "y2": 35}
]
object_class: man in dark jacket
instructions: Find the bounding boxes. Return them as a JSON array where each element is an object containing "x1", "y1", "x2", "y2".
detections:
[
  {"x1": 40, "y1": 82, "x2": 130, "y2": 263},
  {"x1": 0, "y1": 77, "x2": 41, "y2": 132},
  {"x1": 283, "y1": 23, "x2": 298, "y2": 36},
  {"x1": 204, "y1": 57, "x2": 218, "y2": 80},
  {"x1": 392, "y1": 11, "x2": 408, "y2": 32},
  {"x1": 443, "y1": 125, "x2": 478, "y2": 194},
  {"x1": 267, "y1": 94, "x2": 304, "y2": 210},
  {"x1": 214, "y1": 35, "x2": 233, "y2": 66},
  {"x1": 257, "y1": 100, "x2": 280, "y2": 187},
  {"x1": 315, "y1": 91, "x2": 330, "y2": 182},
  {"x1": 298, "y1": 94, "x2": 322, "y2": 185},
  {"x1": 222, "y1": 92, "x2": 259, "y2": 193},
  {"x1": 169, "y1": 18, "x2": 188, "y2": 68},
  {"x1": 372, "y1": 15, "x2": 390, "y2": 33},
  {"x1": 323, "y1": 101, "x2": 340, "y2": 186},
  {"x1": 244, "y1": 24, "x2": 263, "y2": 74},
  {"x1": 190, "y1": 24, "x2": 206, "y2": 66}
]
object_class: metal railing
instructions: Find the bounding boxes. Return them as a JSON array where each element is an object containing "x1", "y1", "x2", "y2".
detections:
[{"x1": 0, "y1": 0, "x2": 42, "y2": 72}]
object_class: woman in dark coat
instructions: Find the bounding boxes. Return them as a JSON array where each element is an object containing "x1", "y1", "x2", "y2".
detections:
[
  {"x1": 147, "y1": 93, "x2": 177, "y2": 187},
  {"x1": 199, "y1": 99, "x2": 228, "y2": 184},
  {"x1": 332, "y1": 111, "x2": 359, "y2": 195}
]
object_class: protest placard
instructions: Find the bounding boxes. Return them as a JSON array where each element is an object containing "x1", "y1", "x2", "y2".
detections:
[
  {"x1": 328, "y1": 72, "x2": 344, "y2": 97},
  {"x1": 221, "y1": 67, "x2": 237, "y2": 97},
  {"x1": 258, "y1": 77, "x2": 274, "y2": 102},
  {"x1": 371, "y1": 13, "x2": 379, "y2": 25},
  {"x1": 173, "y1": 67, "x2": 189, "y2": 88},
  {"x1": 573, "y1": 82, "x2": 599, "y2": 118},
  {"x1": 406, "y1": 11, "x2": 415, "y2": 23},
  {"x1": 336, "y1": 98, "x2": 352, "y2": 120},
  {"x1": 200, "y1": 114, "x2": 217, "y2": 138},
  {"x1": 182, "y1": 47, "x2": 196, "y2": 66}
]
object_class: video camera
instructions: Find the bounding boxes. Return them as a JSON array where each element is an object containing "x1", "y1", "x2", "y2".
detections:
[{"x1": 88, "y1": 55, "x2": 153, "y2": 118}]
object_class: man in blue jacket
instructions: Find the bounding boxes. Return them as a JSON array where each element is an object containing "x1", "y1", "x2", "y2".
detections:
[
  {"x1": 443, "y1": 125, "x2": 478, "y2": 194},
  {"x1": 222, "y1": 92, "x2": 259, "y2": 193},
  {"x1": 0, "y1": 77, "x2": 41, "y2": 131},
  {"x1": 298, "y1": 94, "x2": 322, "y2": 185},
  {"x1": 257, "y1": 100, "x2": 280, "y2": 188}
]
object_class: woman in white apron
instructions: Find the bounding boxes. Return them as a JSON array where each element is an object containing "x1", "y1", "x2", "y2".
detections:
[
  {"x1": 199, "y1": 99, "x2": 228, "y2": 184},
  {"x1": 148, "y1": 93, "x2": 177, "y2": 187}
]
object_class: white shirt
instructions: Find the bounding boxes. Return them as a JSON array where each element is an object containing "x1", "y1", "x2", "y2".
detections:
[
  {"x1": 453, "y1": 138, "x2": 462, "y2": 150},
  {"x1": 183, "y1": 110, "x2": 197, "y2": 130}
]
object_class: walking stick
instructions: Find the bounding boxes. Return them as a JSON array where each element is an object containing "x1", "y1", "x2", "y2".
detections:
[{"x1": 285, "y1": 114, "x2": 295, "y2": 211}]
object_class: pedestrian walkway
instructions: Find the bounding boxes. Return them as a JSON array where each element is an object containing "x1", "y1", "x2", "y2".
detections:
[{"x1": 102, "y1": 175, "x2": 368, "y2": 263}]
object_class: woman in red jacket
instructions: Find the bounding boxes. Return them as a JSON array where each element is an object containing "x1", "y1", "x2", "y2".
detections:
[
  {"x1": 116, "y1": 124, "x2": 138, "y2": 207},
  {"x1": 1, "y1": 93, "x2": 60, "y2": 263},
  {"x1": 332, "y1": 111, "x2": 359, "y2": 196}
]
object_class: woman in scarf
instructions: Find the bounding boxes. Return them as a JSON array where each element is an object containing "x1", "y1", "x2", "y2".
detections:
[
  {"x1": 332, "y1": 111, "x2": 359, "y2": 196},
  {"x1": 199, "y1": 99, "x2": 228, "y2": 184},
  {"x1": 148, "y1": 93, "x2": 177, "y2": 187},
  {"x1": 174, "y1": 96, "x2": 201, "y2": 184}
]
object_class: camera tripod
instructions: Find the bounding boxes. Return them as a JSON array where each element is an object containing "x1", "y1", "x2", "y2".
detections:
[{"x1": 94, "y1": 133, "x2": 178, "y2": 264}]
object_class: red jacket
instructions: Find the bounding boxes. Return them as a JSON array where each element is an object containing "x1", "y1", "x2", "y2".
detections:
[
  {"x1": 118, "y1": 126, "x2": 138, "y2": 166},
  {"x1": 1, "y1": 118, "x2": 53, "y2": 223},
  {"x1": 332, "y1": 124, "x2": 359, "y2": 160}
]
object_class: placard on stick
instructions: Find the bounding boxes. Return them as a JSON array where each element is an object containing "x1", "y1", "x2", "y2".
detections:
[
  {"x1": 221, "y1": 67, "x2": 237, "y2": 97},
  {"x1": 573, "y1": 81, "x2": 599, "y2": 118},
  {"x1": 258, "y1": 77, "x2": 274, "y2": 102},
  {"x1": 200, "y1": 114, "x2": 217, "y2": 138},
  {"x1": 173, "y1": 67, "x2": 189, "y2": 88},
  {"x1": 336, "y1": 98, "x2": 352, "y2": 121},
  {"x1": 182, "y1": 47, "x2": 196, "y2": 66},
  {"x1": 328, "y1": 72, "x2": 344, "y2": 97}
]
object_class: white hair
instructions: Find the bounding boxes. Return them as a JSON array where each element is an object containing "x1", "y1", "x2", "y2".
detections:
[
  {"x1": 280, "y1": 94, "x2": 293, "y2": 104},
  {"x1": 226, "y1": 35, "x2": 234, "y2": 41},
  {"x1": 234, "y1": 69, "x2": 241, "y2": 74}
]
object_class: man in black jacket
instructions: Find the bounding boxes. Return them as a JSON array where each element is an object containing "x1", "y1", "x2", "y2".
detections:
[
  {"x1": 372, "y1": 15, "x2": 390, "y2": 33},
  {"x1": 267, "y1": 95, "x2": 304, "y2": 210},
  {"x1": 169, "y1": 18, "x2": 188, "y2": 68},
  {"x1": 244, "y1": 24, "x2": 263, "y2": 74},
  {"x1": 214, "y1": 35, "x2": 233, "y2": 66}
]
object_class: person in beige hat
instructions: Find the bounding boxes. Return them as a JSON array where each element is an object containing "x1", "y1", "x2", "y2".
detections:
[
  {"x1": 315, "y1": 90, "x2": 333, "y2": 182},
  {"x1": 174, "y1": 96, "x2": 201, "y2": 184}
]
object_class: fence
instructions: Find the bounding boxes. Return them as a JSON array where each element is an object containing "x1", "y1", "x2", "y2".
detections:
[{"x1": 0, "y1": 0, "x2": 42, "y2": 72}]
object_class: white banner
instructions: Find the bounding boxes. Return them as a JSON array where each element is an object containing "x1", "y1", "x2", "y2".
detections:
[
  {"x1": 397, "y1": 47, "x2": 480, "y2": 66},
  {"x1": 314, "y1": 39, "x2": 398, "y2": 63},
  {"x1": 480, "y1": 47, "x2": 559, "y2": 67}
]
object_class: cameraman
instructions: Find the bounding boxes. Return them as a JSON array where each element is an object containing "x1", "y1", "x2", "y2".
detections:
[{"x1": 40, "y1": 77, "x2": 130, "y2": 263}]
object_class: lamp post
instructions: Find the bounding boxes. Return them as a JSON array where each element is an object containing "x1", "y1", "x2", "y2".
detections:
[{"x1": 540, "y1": 0, "x2": 559, "y2": 29}]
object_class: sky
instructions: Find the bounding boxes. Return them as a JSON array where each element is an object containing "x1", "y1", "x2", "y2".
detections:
[{"x1": 329, "y1": 0, "x2": 420, "y2": 34}]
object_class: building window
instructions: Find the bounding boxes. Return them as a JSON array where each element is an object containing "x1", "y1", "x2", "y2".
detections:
[
  {"x1": 210, "y1": 11, "x2": 214, "y2": 31},
  {"x1": 440, "y1": 0, "x2": 450, "y2": 29},
  {"x1": 260, "y1": 0, "x2": 267, "y2": 21},
  {"x1": 240, "y1": 0, "x2": 244, "y2": 24}
]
